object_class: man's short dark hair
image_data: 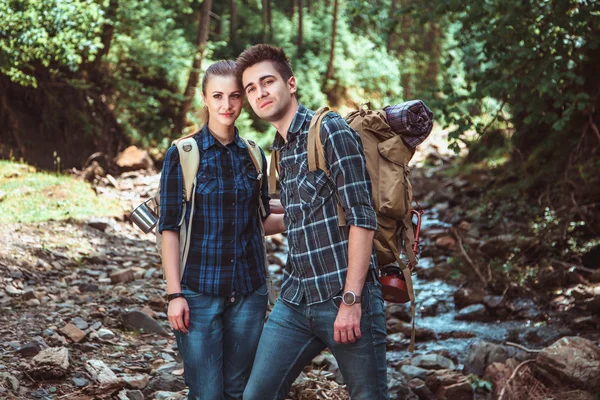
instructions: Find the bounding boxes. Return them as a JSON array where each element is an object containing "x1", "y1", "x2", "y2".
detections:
[{"x1": 236, "y1": 44, "x2": 294, "y2": 83}]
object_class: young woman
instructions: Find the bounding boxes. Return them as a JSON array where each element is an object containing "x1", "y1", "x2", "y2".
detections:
[{"x1": 158, "y1": 60, "x2": 284, "y2": 400}]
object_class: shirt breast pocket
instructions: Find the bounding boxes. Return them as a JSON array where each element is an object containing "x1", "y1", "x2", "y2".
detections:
[
  {"x1": 246, "y1": 169, "x2": 261, "y2": 194},
  {"x1": 196, "y1": 171, "x2": 218, "y2": 195},
  {"x1": 298, "y1": 168, "x2": 333, "y2": 205}
]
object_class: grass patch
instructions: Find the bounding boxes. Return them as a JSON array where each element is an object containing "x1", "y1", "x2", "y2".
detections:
[{"x1": 0, "y1": 160, "x2": 122, "y2": 223}]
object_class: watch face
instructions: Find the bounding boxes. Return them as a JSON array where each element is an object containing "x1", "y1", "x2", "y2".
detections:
[{"x1": 343, "y1": 291, "x2": 356, "y2": 305}]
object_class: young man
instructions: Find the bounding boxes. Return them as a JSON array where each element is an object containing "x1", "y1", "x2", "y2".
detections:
[{"x1": 236, "y1": 44, "x2": 388, "y2": 400}]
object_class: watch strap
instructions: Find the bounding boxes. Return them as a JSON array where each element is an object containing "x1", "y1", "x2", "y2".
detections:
[{"x1": 167, "y1": 293, "x2": 185, "y2": 302}]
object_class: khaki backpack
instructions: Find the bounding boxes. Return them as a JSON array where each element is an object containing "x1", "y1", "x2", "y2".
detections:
[
  {"x1": 269, "y1": 103, "x2": 420, "y2": 350},
  {"x1": 142, "y1": 135, "x2": 276, "y2": 304}
]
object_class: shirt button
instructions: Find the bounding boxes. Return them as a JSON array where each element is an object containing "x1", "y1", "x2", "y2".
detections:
[
  {"x1": 231, "y1": 202, "x2": 235, "y2": 206},
  {"x1": 230, "y1": 297, "x2": 235, "y2": 303},
  {"x1": 230, "y1": 259, "x2": 234, "y2": 263}
]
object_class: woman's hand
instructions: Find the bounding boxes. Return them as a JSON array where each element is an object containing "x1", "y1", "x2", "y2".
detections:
[{"x1": 168, "y1": 297, "x2": 190, "y2": 334}]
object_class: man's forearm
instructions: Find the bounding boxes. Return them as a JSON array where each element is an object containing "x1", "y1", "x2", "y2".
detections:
[
  {"x1": 344, "y1": 225, "x2": 375, "y2": 295},
  {"x1": 262, "y1": 214, "x2": 285, "y2": 235},
  {"x1": 161, "y1": 230, "x2": 182, "y2": 294}
]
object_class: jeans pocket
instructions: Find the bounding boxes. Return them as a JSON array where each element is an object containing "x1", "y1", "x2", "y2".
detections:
[
  {"x1": 254, "y1": 283, "x2": 268, "y2": 296},
  {"x1": 181, "y1": 286, "x2": 203, "y2": 298}
]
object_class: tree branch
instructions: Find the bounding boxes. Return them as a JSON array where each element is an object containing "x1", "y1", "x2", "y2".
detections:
[{"x1": 451, "y1": 228, "x2": 487, "y2": 286}]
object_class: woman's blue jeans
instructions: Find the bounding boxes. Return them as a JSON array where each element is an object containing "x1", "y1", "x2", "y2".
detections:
[
  {"x1": 243, "y1": 281, "x2": 389, "y2": 400},
  {"x1": 174, "y1": 283, "x2": 268, "y2": 400}
]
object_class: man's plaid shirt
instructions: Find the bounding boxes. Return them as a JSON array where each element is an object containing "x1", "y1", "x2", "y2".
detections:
[
  {"x1": 158, "y1": 125, "x2": 271, "y2": 296},
  {"x1": 272, "y1": 104, "x2": 378, "y2": 306}
]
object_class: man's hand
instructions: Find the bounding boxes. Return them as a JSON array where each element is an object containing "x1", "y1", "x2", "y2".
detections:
[
  {"x1": 333, "y1": 303, "x2": 362, "y2": 344},
  {"x1": 168, "y1": 297, "x2": 190, "y2": 334},
  {"x1": 269, "y1": 199, "x2": 284, "y2": 214}
]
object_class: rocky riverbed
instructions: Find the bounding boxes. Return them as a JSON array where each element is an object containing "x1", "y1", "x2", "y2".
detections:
[{"x1": 0, "y1": 155, "x2": 599, "y2": 399}]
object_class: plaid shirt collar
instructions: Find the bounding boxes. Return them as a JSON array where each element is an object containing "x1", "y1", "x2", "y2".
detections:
[
  {"x1": 198, "y1": 124, "x2": 246, "y2": 151},
  {"x1": 270, "y1": 104, "x2": 309, "y2": 151}
]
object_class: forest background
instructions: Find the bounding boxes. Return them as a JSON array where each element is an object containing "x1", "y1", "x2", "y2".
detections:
[{"x1": 1, "y1": 0, "x2": 599, "y2": 265}]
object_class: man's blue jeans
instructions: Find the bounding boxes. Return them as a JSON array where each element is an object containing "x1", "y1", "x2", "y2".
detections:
[
  {"x1": 243, "y1": 281, "x2": 389, "y2": 400},
  {"x1": 174, "y1": 283, "x2": 268, "y2": 400}
]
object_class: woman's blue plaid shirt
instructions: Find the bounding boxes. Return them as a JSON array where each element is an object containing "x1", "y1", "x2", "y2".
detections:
[{"x1": 158, "y1": 125, "x2": 271, "y2": 296}]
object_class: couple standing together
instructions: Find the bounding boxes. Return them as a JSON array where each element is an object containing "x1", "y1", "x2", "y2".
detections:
[{"x1": 159, "y1": 44, "x2": 388, "y2": 400}]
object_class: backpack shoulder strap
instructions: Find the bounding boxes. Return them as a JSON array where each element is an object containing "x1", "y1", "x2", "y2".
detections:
[
  {"x1": 307, "y1": 107, "x2": 332, "y2": 175},
  {"x1": 172, "y1": 137, "x2": 200, "y2": 202},
  {"x1": 240, "y1": 137, "x2": 267, "y2": 218},
  {"x1": 307, "y1": 107, "x2": 346, "y2": 226},
  {"x1": 268, "y1": 149, "x2": 280, "y2": 197}
]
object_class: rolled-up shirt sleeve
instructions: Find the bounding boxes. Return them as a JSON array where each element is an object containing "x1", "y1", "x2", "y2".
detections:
[
  {"x1": 321, "y1": 114, "x2": 377, "y2": 230},
  {"x1": 158, "y1": 145, "x2": 184, "y2": 233}
]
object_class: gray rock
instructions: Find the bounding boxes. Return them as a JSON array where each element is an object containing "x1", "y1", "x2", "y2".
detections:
[
  {"x1": 79, "y1": 283, "x2": 100, "y2": 293},
  {"x1": 407, "y1": 378, "x2": 435, "y2": 400},
  {"x1": 146, "y1": 373, "x2": 186, "y2": 393},
  {"x1": 97, "y1": 328, "x2": 116, "y2": 340},
  {"x1": 400, "y1": 365, "x2": 430, "y2": 380},
  {"x1": 29, "y1": 347, "x2": 70, "y2": 379},
  {"x1": 72, "y1": 317, "x2": 88, "y2": 330},
  {"x1": 111, "y1": 269, "x2": 135, "y2": 285},
  {"x1": 4, "y1": 284, "x2": 23, "y2": 296},
  {"x1": 143, "y1": 268, "x2": 157, "y2": 279},
  {"x1": 87, "y1": 218, "x2": 115, "y2": 232},
  {"x1": 86, "y1": 359, "x2": 120, "y2": 384},
  {"x1": 121, "y1": 310, "x2": 169, "y2": 336},
  {"x1": 26, "y1": 298, "x2": 41, "y2": 307},
  {"x1": 122, "y1": 374, "x2": 150, "y2": 390},
  {"x1": 536, "y1": 336, "x2": 600, "y2": 391},
  {"x1": 126, "y1": 390, "x2": 145, "y2": 400},
  {"x1": 453, "y1": 286, "x2": 485, "y2": 310},
  {"x1": 18, "y1": 340, "x2": 45, "y2": 357},
  {"x1": 0, "y1": 372, "x2": 19, "y2": 392},
  {"x1": 154, "y1": 392, "x2": 186, "y2": 400},
  {"x1": 22, "y1": 289, "x2": 37, "y2": 300},
  {"x1": 464, "y1": 340, "x2": 525, "y2": 376},
  {"x1": 72, "y1": 377, "x2": 90, "y2": 387},
  {"x1": 411, "y1": 354, "x2": 456, "y2": 370},
  {"x1": 455, "y1": 304, "x2": 488, "y2": 321}
]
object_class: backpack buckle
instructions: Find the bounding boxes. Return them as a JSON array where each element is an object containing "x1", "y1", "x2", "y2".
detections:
[{"x1": 256, "y1": 173, "x2": 263, "y2": 180}]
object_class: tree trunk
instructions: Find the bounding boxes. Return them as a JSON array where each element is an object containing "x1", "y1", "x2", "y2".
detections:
[
  {"x1": 290, "y1": 0, "x2": 295, "y2": 18},
  {"x1": 297, "y1": 0, "x2": 303, "y2": 56},
  {"x1": 323, "y1": 0, "x2": 339, "y2": 90},
  {"x1": 93, "y1": 0, "x2": 118, "y2": 68},
  {"x1": 306, "y1": 0, "x2": 311, "y2": 14},
  {"x1": 423, "y1": 22, "x2": 441, "y2": 89},
  {"x1": 229, "y1": 0, "x2": 237, "y2": 44},
  {"x1": 0, "y1": 80, "x2": 26, "y2": 157},
  {"x1": 262, "y1": 0, "x2": 268, "y2": 42},
  {"x1": 174, "y1": 0, "x2": 213, "y2": 135},
  {"x1": 387, "y1": 0, "x2": 398, "y2": 54},
  {"x1": 267, "y1": 0, "x2": 272, "y2": 42}
]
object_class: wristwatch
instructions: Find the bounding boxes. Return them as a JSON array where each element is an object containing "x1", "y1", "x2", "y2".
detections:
[{"x1": 342, "y1": 291, "x2": 361, "y2": 306}]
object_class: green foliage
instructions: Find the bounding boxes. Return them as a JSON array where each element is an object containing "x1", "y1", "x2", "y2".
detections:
[
  {"x1": 0, "y1": 0, "x2": 105, "y2": 86},
  {"x1": 0, "y1": 160, "x2": 122, "y2": 222},
  {"x1": 413, "y1": 0, "x2": 600, "y2": 150},
  {"x1": 468, "y1": 374, "x2": 492, "y2": 392}
]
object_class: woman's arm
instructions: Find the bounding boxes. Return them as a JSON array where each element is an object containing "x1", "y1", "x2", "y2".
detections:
[{"x1": 162, "y1": 230, "x2": 189, "y2": 334}]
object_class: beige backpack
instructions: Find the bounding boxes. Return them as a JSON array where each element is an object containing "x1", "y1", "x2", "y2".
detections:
[{"x1": 269, "y1": 104, "x2": 420, "y2": 350}]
